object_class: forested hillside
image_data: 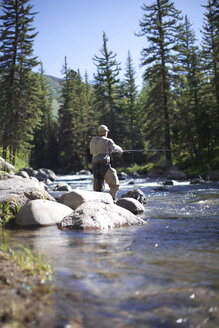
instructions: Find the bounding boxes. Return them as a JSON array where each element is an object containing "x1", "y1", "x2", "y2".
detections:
[
  {"x1": 45, "y1": 75, "x2": 63, "y2": 118},
  {"x1": 0, "y1": 0, "x2": 218, "y2": 174}
]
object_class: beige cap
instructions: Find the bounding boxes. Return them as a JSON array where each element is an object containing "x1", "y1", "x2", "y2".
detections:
[{"x1": 98, "y1": 125, "x2": 110, "y2": 134}]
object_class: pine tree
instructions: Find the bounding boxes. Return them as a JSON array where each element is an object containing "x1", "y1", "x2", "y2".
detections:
[
  {"x1": 136, "y1": 0, "x2": 182, "y2": 166},
  {"x1": 174, "y1": 15, "x2": 203, "y2": 167},
  {"x1": 58, "y1": 58, "x2": 94, "y2": 171},
  {"x1": 116, "y1": 51, "x2": 141, "y2": 155},
  {"x1": 200, "y1": 0, "x2": 219, "y2": 166},
  {"x1": 93, "y1": 32, "x2": 121, "y2": 138},
  {"x1": 124, "y1": 51, "x2": 138, "y2": 136},
  {"x1": 58, "y1": 59, "x2": 78, "y2": 171},
  {"x1": 30, "y1": 63, "x2": 54, "y2": 169},
  {"x1": 0, "y1": 0, "x2": 39, "y2": 164},
  {"x1": 201, "y1": 0, "x2": 219, "y2": 106}
]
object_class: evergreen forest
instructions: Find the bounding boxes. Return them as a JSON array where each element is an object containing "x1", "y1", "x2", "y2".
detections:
[{"x1": 0, "y1": 0, "x2": 218, "y2": 175}]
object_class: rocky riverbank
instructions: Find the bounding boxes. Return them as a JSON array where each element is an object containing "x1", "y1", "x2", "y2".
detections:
[{"x1": 1, "y1": 154, "x2": 218, "y2": 230}]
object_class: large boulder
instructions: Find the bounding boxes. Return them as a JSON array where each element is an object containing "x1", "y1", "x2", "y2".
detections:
[
  {"x1": 16, "y1": 199, "x2": 73, "y2": 226},
  {"x1": 0, "y1": 174, "x2": 55, "y2": 206},
  {"x1": 59, "y1": 190, "x2": 113, "y2": 210},
  {"x1": 115, "y1": 197, "x2": 145, "y2": 214},
  {"x1": 120, "y1": 188, "x2": 147, "y2": 205},
  {"x1": 58, "y1": 201, "x2": 146, "y2": 230}
]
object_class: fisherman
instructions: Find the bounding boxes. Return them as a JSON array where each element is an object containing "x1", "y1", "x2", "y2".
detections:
[{"x1": 89, "y1": 124, "x2": 123, "y2": 200}]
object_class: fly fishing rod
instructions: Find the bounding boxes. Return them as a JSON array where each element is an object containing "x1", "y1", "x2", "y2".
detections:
[{"x1": 122, "y1": 148, "x2": 171, "y2": 153}]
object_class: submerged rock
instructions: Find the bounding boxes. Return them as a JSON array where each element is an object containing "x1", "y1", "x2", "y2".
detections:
[
  {"x1": 16, "y1": 199, "x2": 73, "y2": 226},
  {"x1": 152, "y1": 186, "x2": 168, "y2": 192},
  {"x1": 58, "y1": 200, "x2": 146, "y2": 230}
]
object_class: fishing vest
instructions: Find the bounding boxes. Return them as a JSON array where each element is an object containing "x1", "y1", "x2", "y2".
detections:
[{"x1": 90, "y1": 136, "x2": 110, "y2": 156}]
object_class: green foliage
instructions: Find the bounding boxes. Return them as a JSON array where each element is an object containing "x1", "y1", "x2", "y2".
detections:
[
  {"x1": 0, "y1": 200, "x2": 20, "y2": 227},
  {"x1": 14, "y1": 153, "x2": 29, "y2": 172}
]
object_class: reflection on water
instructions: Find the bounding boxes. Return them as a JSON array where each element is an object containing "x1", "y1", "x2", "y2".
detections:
[{"x1": 2, "y1": 178, "x2": 219, "y2": 327}]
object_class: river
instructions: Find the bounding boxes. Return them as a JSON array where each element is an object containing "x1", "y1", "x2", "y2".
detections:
[{"x1": 4, "y1": 175, "x2": 219, "y2": 327}]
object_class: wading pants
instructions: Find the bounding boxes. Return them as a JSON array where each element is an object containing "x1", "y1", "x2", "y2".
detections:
[{"x1": 93, "y1": 163, "x2": 120, "y2": 200}]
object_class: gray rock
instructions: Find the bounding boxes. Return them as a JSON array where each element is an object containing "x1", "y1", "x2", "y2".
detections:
[
  {"x1": 15, "y1": 170, "x2": 30, "y2": 179},
  {"x1": 21, "y1": 167, "x2": 38, "y2": 177},
  {"x1": 36, "y1": 168, "x2": 57, "y2": 182},
  {"x1": 120, "y1": 188, "x2": 147, "y2": 205},
  {"x1": 115, "y1": 197, "x2": 145, "y2": 214},
  {"x1": 16, "y1": 199, "x2": 73, "y2": 226},
  {"x1": 0, "y1": 175, "x2": 55, "y2": 206},
  {"x1": 163, "y1": 180, "x2": 173, "y2": 185},
  {"x1": 45, "y1": 179, "x2": 53, "y2": 185},
  {"x1": 59, "y1": 200, "x2": 146, "y2": 230},
  {"x1": 55, "y1": 182, "x2": 72, "y2": 191},
  {"x1": 59, "y1": 189, "x2": 113, "y2": 210},
  {"x1": 190, "y1": 177, "x2": 205, "y2": 184},
  {"x1": 117, "y1": 172, "x2": 128, "y2": 180},
  {"x1": 76, "y1": 170, "x2": 91, "y2": 175}
]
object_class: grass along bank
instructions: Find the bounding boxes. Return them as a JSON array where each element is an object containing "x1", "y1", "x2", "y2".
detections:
[{"x1": 0, "y1": 233, "x2": 55, "y2": 326}]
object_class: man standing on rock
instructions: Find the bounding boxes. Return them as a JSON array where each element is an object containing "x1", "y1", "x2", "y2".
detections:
[{"x1": 90, "y1": 125, "x2": 123, "y2": 200}]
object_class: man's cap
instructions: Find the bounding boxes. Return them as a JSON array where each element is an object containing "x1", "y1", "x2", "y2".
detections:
[{"x1": 98, "y1": 125, "x2": 110, "y2": 133}]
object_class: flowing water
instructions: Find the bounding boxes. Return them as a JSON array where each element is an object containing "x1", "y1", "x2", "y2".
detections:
[{"x1": 3, "y1": 175, "x2": 219, "y2": 327}]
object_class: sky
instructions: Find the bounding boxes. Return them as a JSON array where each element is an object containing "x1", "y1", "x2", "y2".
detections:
[{"x1": 30, "y1": 0, "x2": 206, "y2": 88}]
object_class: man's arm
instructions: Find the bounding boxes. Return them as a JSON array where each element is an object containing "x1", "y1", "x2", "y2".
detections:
[{"x1": 108, "y1": 139, "x2": 123, "y2": 153}]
